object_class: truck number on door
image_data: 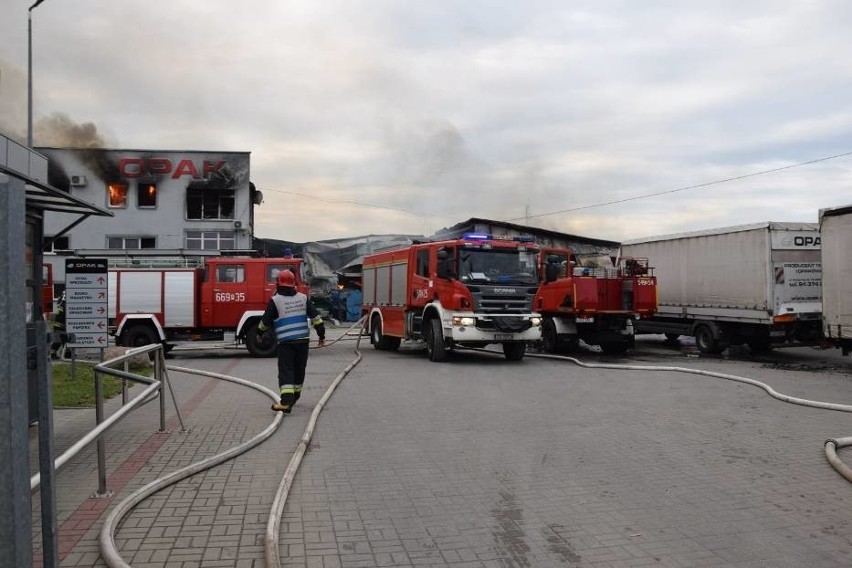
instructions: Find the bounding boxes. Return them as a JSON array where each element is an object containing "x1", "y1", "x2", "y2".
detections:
[{"x1": 215, "y1": 292, "x2": 246, "y2": 302}]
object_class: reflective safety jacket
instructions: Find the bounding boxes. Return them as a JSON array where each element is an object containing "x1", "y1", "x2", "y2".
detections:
[{"x1": 259, "y1": 290, "x2": 324, "y2": 343}]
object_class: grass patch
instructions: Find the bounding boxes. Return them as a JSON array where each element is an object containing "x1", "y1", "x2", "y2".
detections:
[{"x1": 51, "y1": 361, "x2": 154, "y2": 407}]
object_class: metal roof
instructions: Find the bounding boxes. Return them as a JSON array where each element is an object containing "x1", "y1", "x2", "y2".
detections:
[{"x1": 2, "y1": 163, "x2": 113, "y2": 217}]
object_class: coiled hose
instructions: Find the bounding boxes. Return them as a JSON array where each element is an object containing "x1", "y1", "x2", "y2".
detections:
[
  {"x1": 525, "y1": 351, "x2": 852, "y2": 484},
  {"x1": 99, "y1": 317, "x2": 367, "y2": 567}
]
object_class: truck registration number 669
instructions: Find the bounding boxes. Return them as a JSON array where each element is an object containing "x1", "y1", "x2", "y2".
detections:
[{"x1": 215, "y1": 292, "x2": 246, "y2": 302}]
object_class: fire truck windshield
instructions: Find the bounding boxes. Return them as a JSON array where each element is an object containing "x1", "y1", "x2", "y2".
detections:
[{"x1": 458, "y1": 248, "x2": 538, "y2": 285}]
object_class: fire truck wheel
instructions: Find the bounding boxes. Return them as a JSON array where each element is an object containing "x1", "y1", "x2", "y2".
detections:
[
  {"x1": 124, "y1": 324, "x2": 158, "y2": 348},
  {"x1": 502, "y1": 342, "x2": 526, "y2": 361},
  {"x1": 246, "y1": 323, "x2": 277, "y2": 358},
  {"x1": 371, "y1": 316, "x2": 401, "y2": 351},
  {"x1": 541, "y1": 319, "x2": 560, "y2": 353},
  {"x1": 425, "y1": 318, "x2": 449, "y2": 362}
]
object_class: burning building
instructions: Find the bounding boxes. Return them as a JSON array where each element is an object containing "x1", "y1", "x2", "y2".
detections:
[{"x1": 38, "y1": 148, "x2": 262, "y2": 280}]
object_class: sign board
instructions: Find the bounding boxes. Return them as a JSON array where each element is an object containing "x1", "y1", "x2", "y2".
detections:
[{"x1": 65, "y1": 259, "x2": 109, "y2": 347}]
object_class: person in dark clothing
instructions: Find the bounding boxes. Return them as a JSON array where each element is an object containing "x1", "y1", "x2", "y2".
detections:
[{"x1": 258, "y1": 269, "x2": 325, "y2": 413}]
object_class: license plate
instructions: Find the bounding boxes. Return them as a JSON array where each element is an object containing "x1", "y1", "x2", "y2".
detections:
[
  {"x1": 576, "y1": 317, "x2": 595, "y2": 323},
  {"x1": 494, "y1": 334, "x2": 514, "y2": 340}
]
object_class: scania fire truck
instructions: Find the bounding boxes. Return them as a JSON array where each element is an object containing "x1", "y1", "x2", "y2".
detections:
[
  {"x1": 362, "y1": 234, "x2": 543, "y2": 361},
  {"x1": 108, "y1": 256, "x2": 308, "y2": 357},
  {"x1": 534, "y1": 248, "x2": 658, "y2": 354}
]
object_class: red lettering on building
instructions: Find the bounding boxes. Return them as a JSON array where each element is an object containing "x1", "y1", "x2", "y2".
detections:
[
  {"x1": 118, "y1": 158, "x2": 144, "y2": 178},
  {"x1": 172, "y1": 159, "x2": 200, "y2": 179},
  {"x1": 148, "y1": 158, "x2": 172, "y2": 175},
  {"x1": 117, "y1": 157, "x2": 230, "y2": 179},
  {"x1": 204, "y1": 160, "x2": 225, "y2": 176}
]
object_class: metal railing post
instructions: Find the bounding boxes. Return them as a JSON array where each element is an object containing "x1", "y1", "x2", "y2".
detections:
[
  {"x1": 156, "y1": 350, "x2": 167, "y2": 432},
  {"x1": 93, "y1": 368, "x2": 111, "y2": 497}
]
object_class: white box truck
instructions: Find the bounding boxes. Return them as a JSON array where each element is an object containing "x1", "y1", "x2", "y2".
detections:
[
  {"x1": 621, "y1": 222, "x2": 822, "y2": 354},
  {"x1": 820, "y1": 205, "x2": 852, "y2": 355}
]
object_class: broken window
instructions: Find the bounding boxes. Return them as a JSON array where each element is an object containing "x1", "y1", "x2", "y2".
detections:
[
  {"x1": 108, "y1": 183, "x2": 128, "y2": 208},
  {"x1": 186, "y1": 187, "x2": 235, "y2": 220},
  {"x1": 137, "y1": 183, "x2": 157, "y2": 208}
]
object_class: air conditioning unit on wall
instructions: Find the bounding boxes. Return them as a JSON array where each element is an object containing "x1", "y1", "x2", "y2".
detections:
[
  {"x1": 69, "y1": 175, "x2": 87, "y2": 187},
  {"x1": 233, "y1": 220, "x2": 244, "y2": 230}
]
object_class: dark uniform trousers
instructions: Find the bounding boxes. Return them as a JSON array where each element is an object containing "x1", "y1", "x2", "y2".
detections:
[{"x1": 277, "y1": 339, "x2": 310, "y2": 405}]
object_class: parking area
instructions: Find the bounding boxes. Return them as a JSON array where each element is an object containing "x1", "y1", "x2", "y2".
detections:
[{"x1": 31, "y1": 331, "x2": 852, "y2": 567}]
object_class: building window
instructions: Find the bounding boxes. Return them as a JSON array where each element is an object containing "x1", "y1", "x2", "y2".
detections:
[
  {"x1": 137, "y1": 183, "x2": 157, "y2": 208},
  {"x1": 186, "y1": 187, "x2": 235, "y2": 220},
  {"x1": 185, "y1": 230, "x2": 235, "y2": 251},
  {"x1": 216, "y1": 264, "x2": 245, "y2": 283},
  {"x1": 44, "y1": 235, "x2": 70, "y2": 251},
  {"x1": 108, "y1": 183, "x2": 128, "y2": 208},
  {"x1": 107, "y1": 236, "x2": 157, "y2": 249}
]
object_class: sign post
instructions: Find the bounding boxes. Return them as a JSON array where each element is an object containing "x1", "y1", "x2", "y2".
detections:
[{"x1": 65, "y1": 259, "x2": 109, "y2": 349}]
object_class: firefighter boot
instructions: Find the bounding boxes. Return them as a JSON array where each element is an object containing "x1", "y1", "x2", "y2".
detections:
[{"x1": 271, "y1": 402, "x2": 292, "y2": 414}]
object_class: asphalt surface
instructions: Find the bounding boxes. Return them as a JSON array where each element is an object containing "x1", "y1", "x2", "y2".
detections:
[{"x1": 28, "y1": 330, "x2": 852, "y2": 567}]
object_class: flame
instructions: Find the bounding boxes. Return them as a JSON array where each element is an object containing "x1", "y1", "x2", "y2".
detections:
[{"x1": 108, "y1": 183, "x2": 127, "y2": 207}]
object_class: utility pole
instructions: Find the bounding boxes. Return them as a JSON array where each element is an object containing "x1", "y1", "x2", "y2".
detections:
[{"x1": 28, "y1": 0, "x2": 48, "y2": 147}]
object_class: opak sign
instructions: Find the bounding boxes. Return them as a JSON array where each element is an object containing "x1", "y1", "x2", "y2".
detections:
[
  {"x1": 65, "y1": 259, "x2": 109, "y2": 348},
  {"x1": 118, "y1": 157, "x2": 226, "y2": 179}
]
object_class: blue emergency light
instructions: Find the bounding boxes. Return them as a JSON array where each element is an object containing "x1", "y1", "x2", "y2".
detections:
[{"x1": 462, "y1": 233, "x2": 492, "y2": 240}]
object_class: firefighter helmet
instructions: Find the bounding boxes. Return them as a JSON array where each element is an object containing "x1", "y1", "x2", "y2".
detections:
[{"x1": 276, "y1": 269, "x2": 296, "y2": 288}]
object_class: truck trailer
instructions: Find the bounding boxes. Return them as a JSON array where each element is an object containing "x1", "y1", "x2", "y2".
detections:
[
  {"x1": 621, "y1": 222, "x2": 822, "y2": 354},
  {"x1": 820, "y1": 205, "x2": 852, "y2": 355},
  {"x1": 361, "y1": 234, "x2": 542, "y2": 361}
]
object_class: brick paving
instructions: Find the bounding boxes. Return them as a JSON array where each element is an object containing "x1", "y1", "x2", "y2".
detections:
[{"x1": 29, "y1": 334, "x2": 852, "y2": 567}]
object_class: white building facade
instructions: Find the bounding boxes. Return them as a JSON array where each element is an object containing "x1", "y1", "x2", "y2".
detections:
[{"x1": 39, "y1": 148, "x2": 258, "y2": 259}]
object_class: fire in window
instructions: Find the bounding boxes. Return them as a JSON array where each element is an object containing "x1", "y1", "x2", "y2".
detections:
[
  {"x1": 108, "y1": 183, "x2": 128, "y2": 207},
  {"x1": 138, "y1": 183, "x2": 157, "y2": 207}
]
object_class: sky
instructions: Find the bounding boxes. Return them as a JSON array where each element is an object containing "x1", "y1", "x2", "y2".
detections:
[{"x1": 1, "y1": 0, "x2": 851, "y2": 243}]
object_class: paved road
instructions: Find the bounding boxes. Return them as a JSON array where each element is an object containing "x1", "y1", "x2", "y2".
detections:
[{"x1": 30, "y1": 331, "x2": 852, "y2": 567}]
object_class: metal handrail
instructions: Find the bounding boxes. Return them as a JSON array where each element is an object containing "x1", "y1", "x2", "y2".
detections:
[{"x1": 30, "y1": 344, "x2": 172, "y2": 492}]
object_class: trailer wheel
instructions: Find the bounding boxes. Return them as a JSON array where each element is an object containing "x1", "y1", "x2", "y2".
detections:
[
  {"x1": 371, "y1": 315, "x2": 401, "y2": 351},
  {"x1": 124, "y1": 324, "x2": 158, "y2": 348},
  {"x1": 425, "y1": 318, "x2": 449, "y2": 362},
  {"x1": 245, "y1": 322, "x2": 277, "y2": 358},
  {"x1": 694, "y1": 324, "x2": 723, "y2": 354},
  {"x1": 502, "y1": 342, "x2": 526, "y2": 361}
]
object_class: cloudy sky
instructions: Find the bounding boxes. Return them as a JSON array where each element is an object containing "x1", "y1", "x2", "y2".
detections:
[{"x1": 2, "y1": 0, "x2": 851, "y2": 243}]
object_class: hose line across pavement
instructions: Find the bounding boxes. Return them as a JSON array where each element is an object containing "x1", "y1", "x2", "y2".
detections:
[
  {"x1": 98, "y1": 317, "x2": 367, "y2": 568},
  {"x1": 525, "y1": 350, "x2": 852, "y2": 485}
]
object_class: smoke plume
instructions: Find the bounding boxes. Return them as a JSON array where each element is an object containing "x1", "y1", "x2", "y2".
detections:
[{"x1": 34, "y1": 112, "x2": 107, "y2": 148}]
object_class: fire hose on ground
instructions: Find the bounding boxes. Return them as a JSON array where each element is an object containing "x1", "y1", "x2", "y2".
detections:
[
  {"x1": 523, "y1": 350, "x2": 852, "y2": 484},
  {"x1": 98, "y1": 317, "x2": 367, "y2": 568}
]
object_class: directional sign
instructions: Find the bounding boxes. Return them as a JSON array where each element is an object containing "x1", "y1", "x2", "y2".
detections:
[{"x1": 65, "y1": 259, "x2": 109, "y2": 348}]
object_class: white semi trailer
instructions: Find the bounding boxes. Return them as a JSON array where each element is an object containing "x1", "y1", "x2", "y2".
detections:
[
  {"x1": 820, "y1": 205, "x2": 852, "y2": 355},
  {"x1": 621, "y1": 222, "x2": 822, "y2": 354}
]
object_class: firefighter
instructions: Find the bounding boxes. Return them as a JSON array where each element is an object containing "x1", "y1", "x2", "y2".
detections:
[{"x1": 258, "y1": 269, "x2": 325, "y2": 413}]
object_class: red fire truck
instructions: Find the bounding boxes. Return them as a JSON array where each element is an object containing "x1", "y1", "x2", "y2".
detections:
[
  {"x1": 109, "y1": 256, "x2": 308, "y2": 357},
  {"x1": 362, "y1": 234, "x2": 543, "y2": 361},
  {"x1": 534, "y1": 248, "x2": 657, "y2": 354}
]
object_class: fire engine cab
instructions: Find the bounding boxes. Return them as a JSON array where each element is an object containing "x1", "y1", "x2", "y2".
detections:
[
  {"x1": 362, "y1": 234, "x2": 543, "y2": 361},
  {"x1": 109, "y1": 256, "x2": 308, "y2": 357}
]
